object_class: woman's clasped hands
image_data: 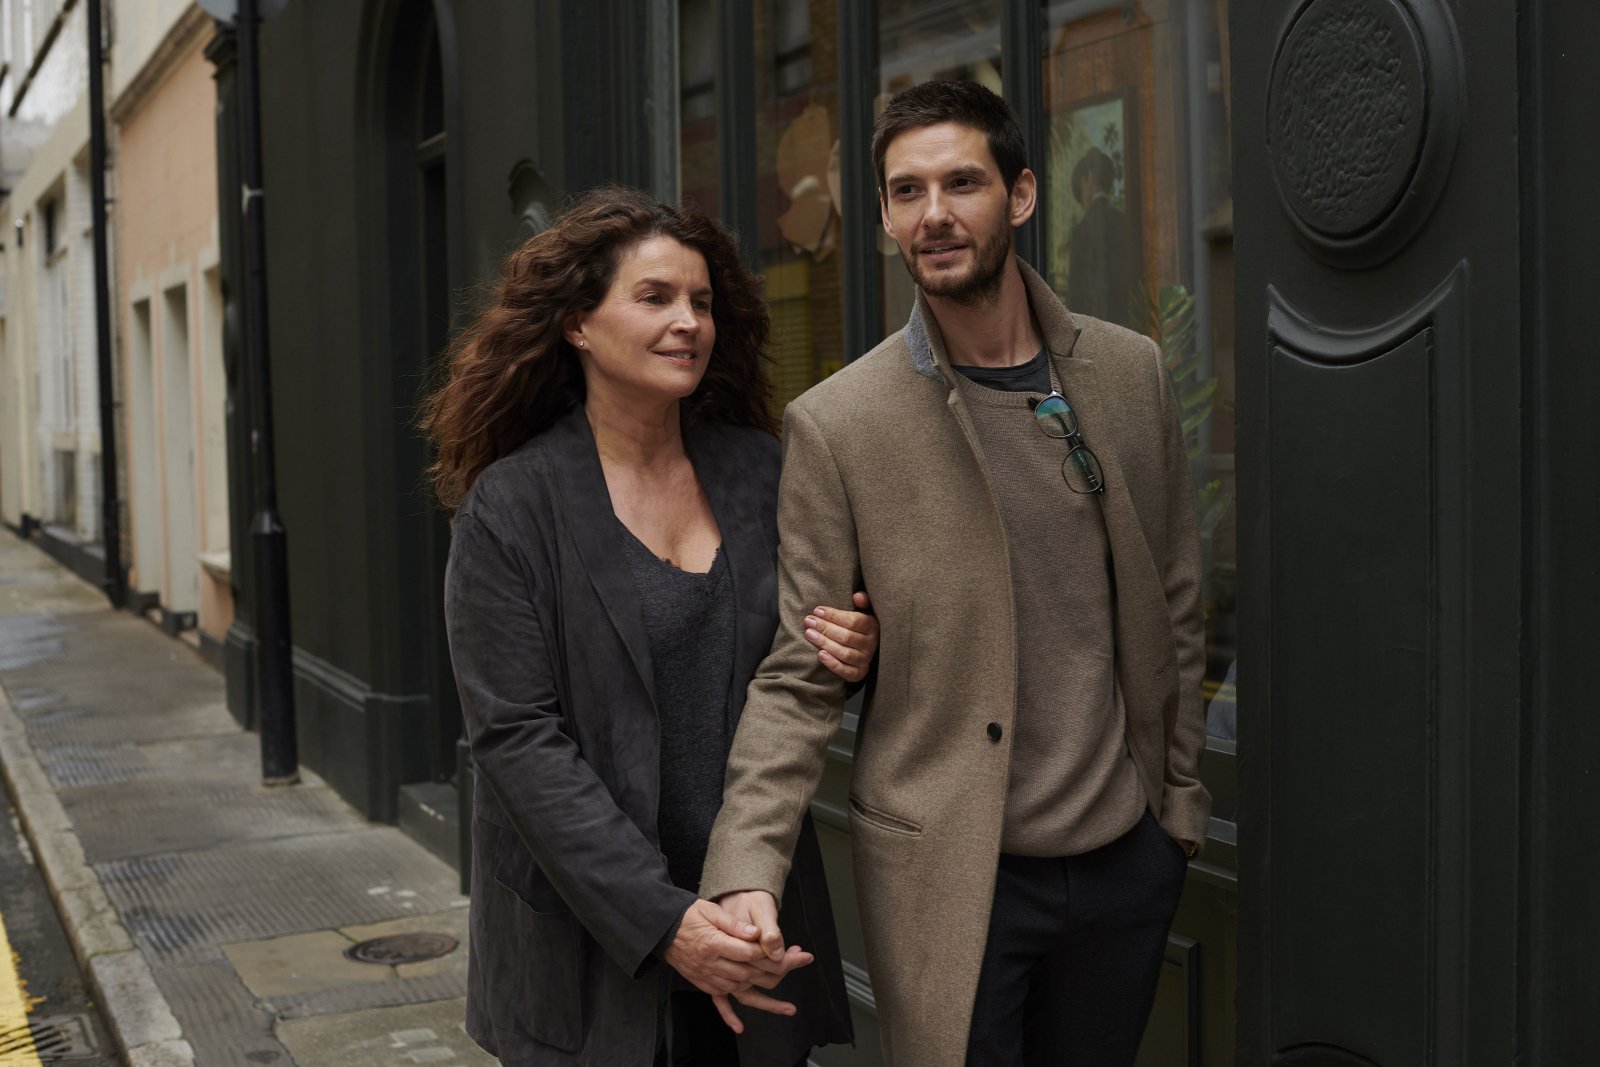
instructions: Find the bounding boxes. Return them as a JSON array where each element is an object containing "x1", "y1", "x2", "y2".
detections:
[
  {"x1": 662, "y1": 898, "x2": 813, "y2": 1033},
  {"x1": 662, "y1": 594, "x2": 876, "y2": 1033}
]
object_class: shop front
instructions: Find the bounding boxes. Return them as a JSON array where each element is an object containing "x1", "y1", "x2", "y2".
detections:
[
  {"x1": 222, "y1": 2, "x2": 1600, "y2": 1061},
  {"x1": 673, "y1": 2, "x2": 1239, "y2": 1060}
]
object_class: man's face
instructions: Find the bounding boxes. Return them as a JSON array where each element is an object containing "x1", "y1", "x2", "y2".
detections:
[{"x1": 879, "y1": 122, "x2": 1035, "y2": 306}]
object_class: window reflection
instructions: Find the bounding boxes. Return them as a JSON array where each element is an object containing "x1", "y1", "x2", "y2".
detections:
[
  {"x1": 676, "y1": 0, "x2": 1238, "y2": 743},
  {"x1": 679, "y1": 0, "x2": 720, "y2": 218},
  {"x1": 876, "y1": 0, "x2": 1002, "y2": 331},
  {"x1": 1042, "y1": 0, "x2": 1237, "y2": 736},
  {"x1": 753, "y1": 0, "x2": 845, "y2": 409}
]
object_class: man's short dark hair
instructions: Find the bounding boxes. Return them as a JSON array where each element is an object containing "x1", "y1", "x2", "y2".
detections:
[{"x1": 872, "y1": 80, "x2": 1028, "y2": 198}]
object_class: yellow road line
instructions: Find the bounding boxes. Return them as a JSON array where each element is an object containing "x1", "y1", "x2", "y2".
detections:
[{"x1": 0, "y1": 908, "x2": 42, "y2": 1067}]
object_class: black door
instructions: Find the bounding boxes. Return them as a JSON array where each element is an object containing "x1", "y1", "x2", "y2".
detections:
[
  {"x1": 380, "y1": 1, "x2": 461, "y2": 791},
  {"x1": 1233, "y1": 0, "x2": 1521, "y2": 1063}
]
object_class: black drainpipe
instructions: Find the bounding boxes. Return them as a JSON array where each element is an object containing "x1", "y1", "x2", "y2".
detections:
[
  {"x1": 237, "y1": 0, "x2": 298, "y2": 785},
  {"x1": 86, "y1": 0, "x2": 125, "y2": 609}
]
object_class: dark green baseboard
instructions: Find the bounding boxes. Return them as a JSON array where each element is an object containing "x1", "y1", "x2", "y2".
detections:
[
  {"x1": 289, "y1": 646, "x2": 430, "y2": 823},
  {"x1": 224, "y1": 623, "x2": 257, "y2": 730},
  {"x1": 198, "y1": 628, "x2": 226, "y2": 673}
]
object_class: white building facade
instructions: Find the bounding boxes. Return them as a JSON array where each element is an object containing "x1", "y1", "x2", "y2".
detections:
[{"x1": 0, "y1": 0, "x2": 100, "y2": 548}]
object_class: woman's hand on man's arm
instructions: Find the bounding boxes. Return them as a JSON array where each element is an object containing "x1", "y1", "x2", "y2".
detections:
[{"x1": 806, "y1": 590, "x2": 877, "y2": 684}]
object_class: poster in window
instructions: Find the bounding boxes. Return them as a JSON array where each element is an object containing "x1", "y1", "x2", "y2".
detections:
[{"x1": 1047, "y1": 90, "x2": 1142, "y2": 330}]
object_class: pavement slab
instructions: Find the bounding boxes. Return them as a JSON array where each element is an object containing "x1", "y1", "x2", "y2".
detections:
[
  {"x1": 0, "y1": 532, "x2": 477, "y2": 1066},
  {"x1": 268, "y1": 970, "x2": 470, "y2": 1023},
  {"x1": 275, "y1": 997, "x2": 495, "y2": 1067},
  {"x1": 149, "y1": 957, "x2": 293, "y2": 1065},
  {"x1": 225, "y1": 930, "x2": 398, "y2": 998},
  {"x1": 63, "y1": 775, "x2": 370, "y2": 863},
  {"x1": 99, "y1": 827, "x2": 465, "y2": 964},
  {"x1": 340, "y1": 906, "x2": 472, "y2": 981}
]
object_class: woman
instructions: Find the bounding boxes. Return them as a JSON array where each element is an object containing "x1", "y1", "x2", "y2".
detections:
[{"x1": 426, "y1": 187, "x2": 868, "y2": 1066}]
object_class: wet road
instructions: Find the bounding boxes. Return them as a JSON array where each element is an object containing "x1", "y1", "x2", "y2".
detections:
[{"x1": 0, "y1": 793, "x2": 115, "y2": 1065}]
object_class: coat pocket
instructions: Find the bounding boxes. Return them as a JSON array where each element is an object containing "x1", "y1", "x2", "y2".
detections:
[
  {"x1": 848, "y1": 795, "x2": 923, "y2": 837},
  {"x1": 491, "y1": 824, "x2": 584, "y2": 1052},
  {"x1": 493, "y1": 823, "x2": 569, "y2": 914}
]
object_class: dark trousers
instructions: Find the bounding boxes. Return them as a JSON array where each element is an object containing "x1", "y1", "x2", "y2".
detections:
[
  {"x1": 965, "y1": 811, "x2": 1189, "y2": 1066},
  {"x1": 653, "y1": 989, "x2": 809, "y2": 1067},
  {"x1": 655, "y1": 990, "x2": 739, "y2": 1066}
]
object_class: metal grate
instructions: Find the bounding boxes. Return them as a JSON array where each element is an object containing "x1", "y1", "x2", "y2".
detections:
[
  {"x1": 0, "y1": 1013, "x2": 97, "y2": 1060},
  {"x1": 98, "y1": 828, "x2": 465, "y2": 964}
]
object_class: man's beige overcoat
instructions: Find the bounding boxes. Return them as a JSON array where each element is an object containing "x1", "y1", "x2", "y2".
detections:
[{"x1": 700, "y1": 264, "x2": 1210, "y2": 1065}]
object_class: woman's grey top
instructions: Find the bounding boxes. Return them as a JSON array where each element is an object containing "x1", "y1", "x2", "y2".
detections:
[{"x1": 621, "y1": 524, "x2": 737, "y2": 893}]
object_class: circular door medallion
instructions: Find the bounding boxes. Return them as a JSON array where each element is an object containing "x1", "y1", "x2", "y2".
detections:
[
  {"x1": 1267, "y1": 0, "x2": 1461, "y2": 266},
  {"x1": 1269, "y1": 0, "x2": 1427, "y2": 240}
]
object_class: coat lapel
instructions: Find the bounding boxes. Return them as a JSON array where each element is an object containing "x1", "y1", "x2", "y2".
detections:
[
  {"x1": 545, "y1": 411, "x2": 777, "y2": 718},
  {"x1": 1026, "y1": 264, "x2": 1163, "y2": 645},
  {"x1": 545, "y1": 408, "x2": 658, "y2": 706},
  {"x1": 911, "y1": 261, "x2": 1170, "y2": 682},
  {"x1": 1051, "y1": 347, "x2": 1171, "y2": 685}
]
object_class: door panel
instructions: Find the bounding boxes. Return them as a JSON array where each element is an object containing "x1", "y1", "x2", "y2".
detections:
[
  {"x1": 1235, "y1": 0, "x2": 1519, "y2": 1061},
  {"x1": 1268, "y1": 329, "x2": 1431, "y2": 1064}
]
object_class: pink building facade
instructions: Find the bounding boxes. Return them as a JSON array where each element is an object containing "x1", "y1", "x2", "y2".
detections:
[{"x1": 112, "y1": 5, "x2": 230, "y2": 656}]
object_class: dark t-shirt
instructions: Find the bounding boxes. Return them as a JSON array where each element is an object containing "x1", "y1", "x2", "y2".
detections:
[{"x1": 950, "y1": 348, "x2": 1051, "y2": 394}]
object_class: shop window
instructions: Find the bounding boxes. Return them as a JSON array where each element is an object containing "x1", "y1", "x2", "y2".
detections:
[
  {"x1": 876, "y1": 0, "x2": 1003, "y2": 330},
  {"x1": 1041, "y1": 0, "x2": 1237, "y2": 750},
  {"x1": 752, "y1": 0, "x2": 844, "y2": 410},
  {"x1": 677, "y1": 0, "x2": 1237, "y2": 761},
  {"x1": 679, "y1": 0, "x2": 720, "y2": 218}
]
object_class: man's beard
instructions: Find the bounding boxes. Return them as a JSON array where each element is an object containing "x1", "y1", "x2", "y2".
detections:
[{"x1": 899, "y1": 224, "x2": 1012, "y2": 307}]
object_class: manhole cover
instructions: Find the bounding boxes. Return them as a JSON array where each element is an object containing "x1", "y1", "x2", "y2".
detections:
[
  {"x1": 0, "y1": 1013, "x2": 97, "y2": 1059},
  {"x1": 344, "y1": 932, "x2": 458, "y2": 966}
]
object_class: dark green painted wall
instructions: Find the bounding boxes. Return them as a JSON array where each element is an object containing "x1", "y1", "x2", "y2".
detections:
[{"x1": 235, "y1": 0, "x2": 616, "y2": 817}]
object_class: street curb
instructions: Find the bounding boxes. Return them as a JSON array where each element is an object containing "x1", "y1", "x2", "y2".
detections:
[{"x1": 0, "y1": 681, "x2": 197, "y2": 1067}]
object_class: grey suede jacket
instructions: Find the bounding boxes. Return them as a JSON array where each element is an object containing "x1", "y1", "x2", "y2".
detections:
[{"x1": 444, "y1": 405, "x2": 853, "y2": 1066}]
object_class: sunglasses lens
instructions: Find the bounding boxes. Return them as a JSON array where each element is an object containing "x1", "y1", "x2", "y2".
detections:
[
  {"x1": 1034, "y1": 394, "x2": 1076, "y2": 439},
  {"x1": 1062, "y1": 447, "x2": 1105, "y2": 494}
]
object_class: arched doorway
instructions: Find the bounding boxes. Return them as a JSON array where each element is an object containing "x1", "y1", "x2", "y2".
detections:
[{"x1": 372, "y1": 0, "x2": 461, "y2": 802}]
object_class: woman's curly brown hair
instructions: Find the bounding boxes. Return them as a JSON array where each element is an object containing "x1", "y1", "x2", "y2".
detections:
[{"x1": 421, "y1": 185, "x2": 776, "y2": 508}]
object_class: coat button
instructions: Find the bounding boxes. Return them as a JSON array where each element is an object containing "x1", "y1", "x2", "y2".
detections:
[{"x1": 986, "y1": 722, "x2": 1003, "y2": 742}]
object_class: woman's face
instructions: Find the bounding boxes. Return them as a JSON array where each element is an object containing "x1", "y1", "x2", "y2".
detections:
[{"x1": 566, "y1": 236, "x2": 716, "y2": 406}]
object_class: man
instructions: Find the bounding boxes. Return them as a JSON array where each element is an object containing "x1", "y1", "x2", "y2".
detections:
[{"x1": 699, "y1": 80, "x2": 1210, "y2": 1066}]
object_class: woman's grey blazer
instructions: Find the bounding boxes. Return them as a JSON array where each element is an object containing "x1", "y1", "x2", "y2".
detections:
[{"x1": 444, "y1": 405, "x2": 854, "y2": 1066}]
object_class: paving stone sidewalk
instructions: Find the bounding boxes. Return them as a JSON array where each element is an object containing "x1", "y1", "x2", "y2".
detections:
[{"x1": 0, "y1": 531, "x2": 493, "y2": 1067}]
